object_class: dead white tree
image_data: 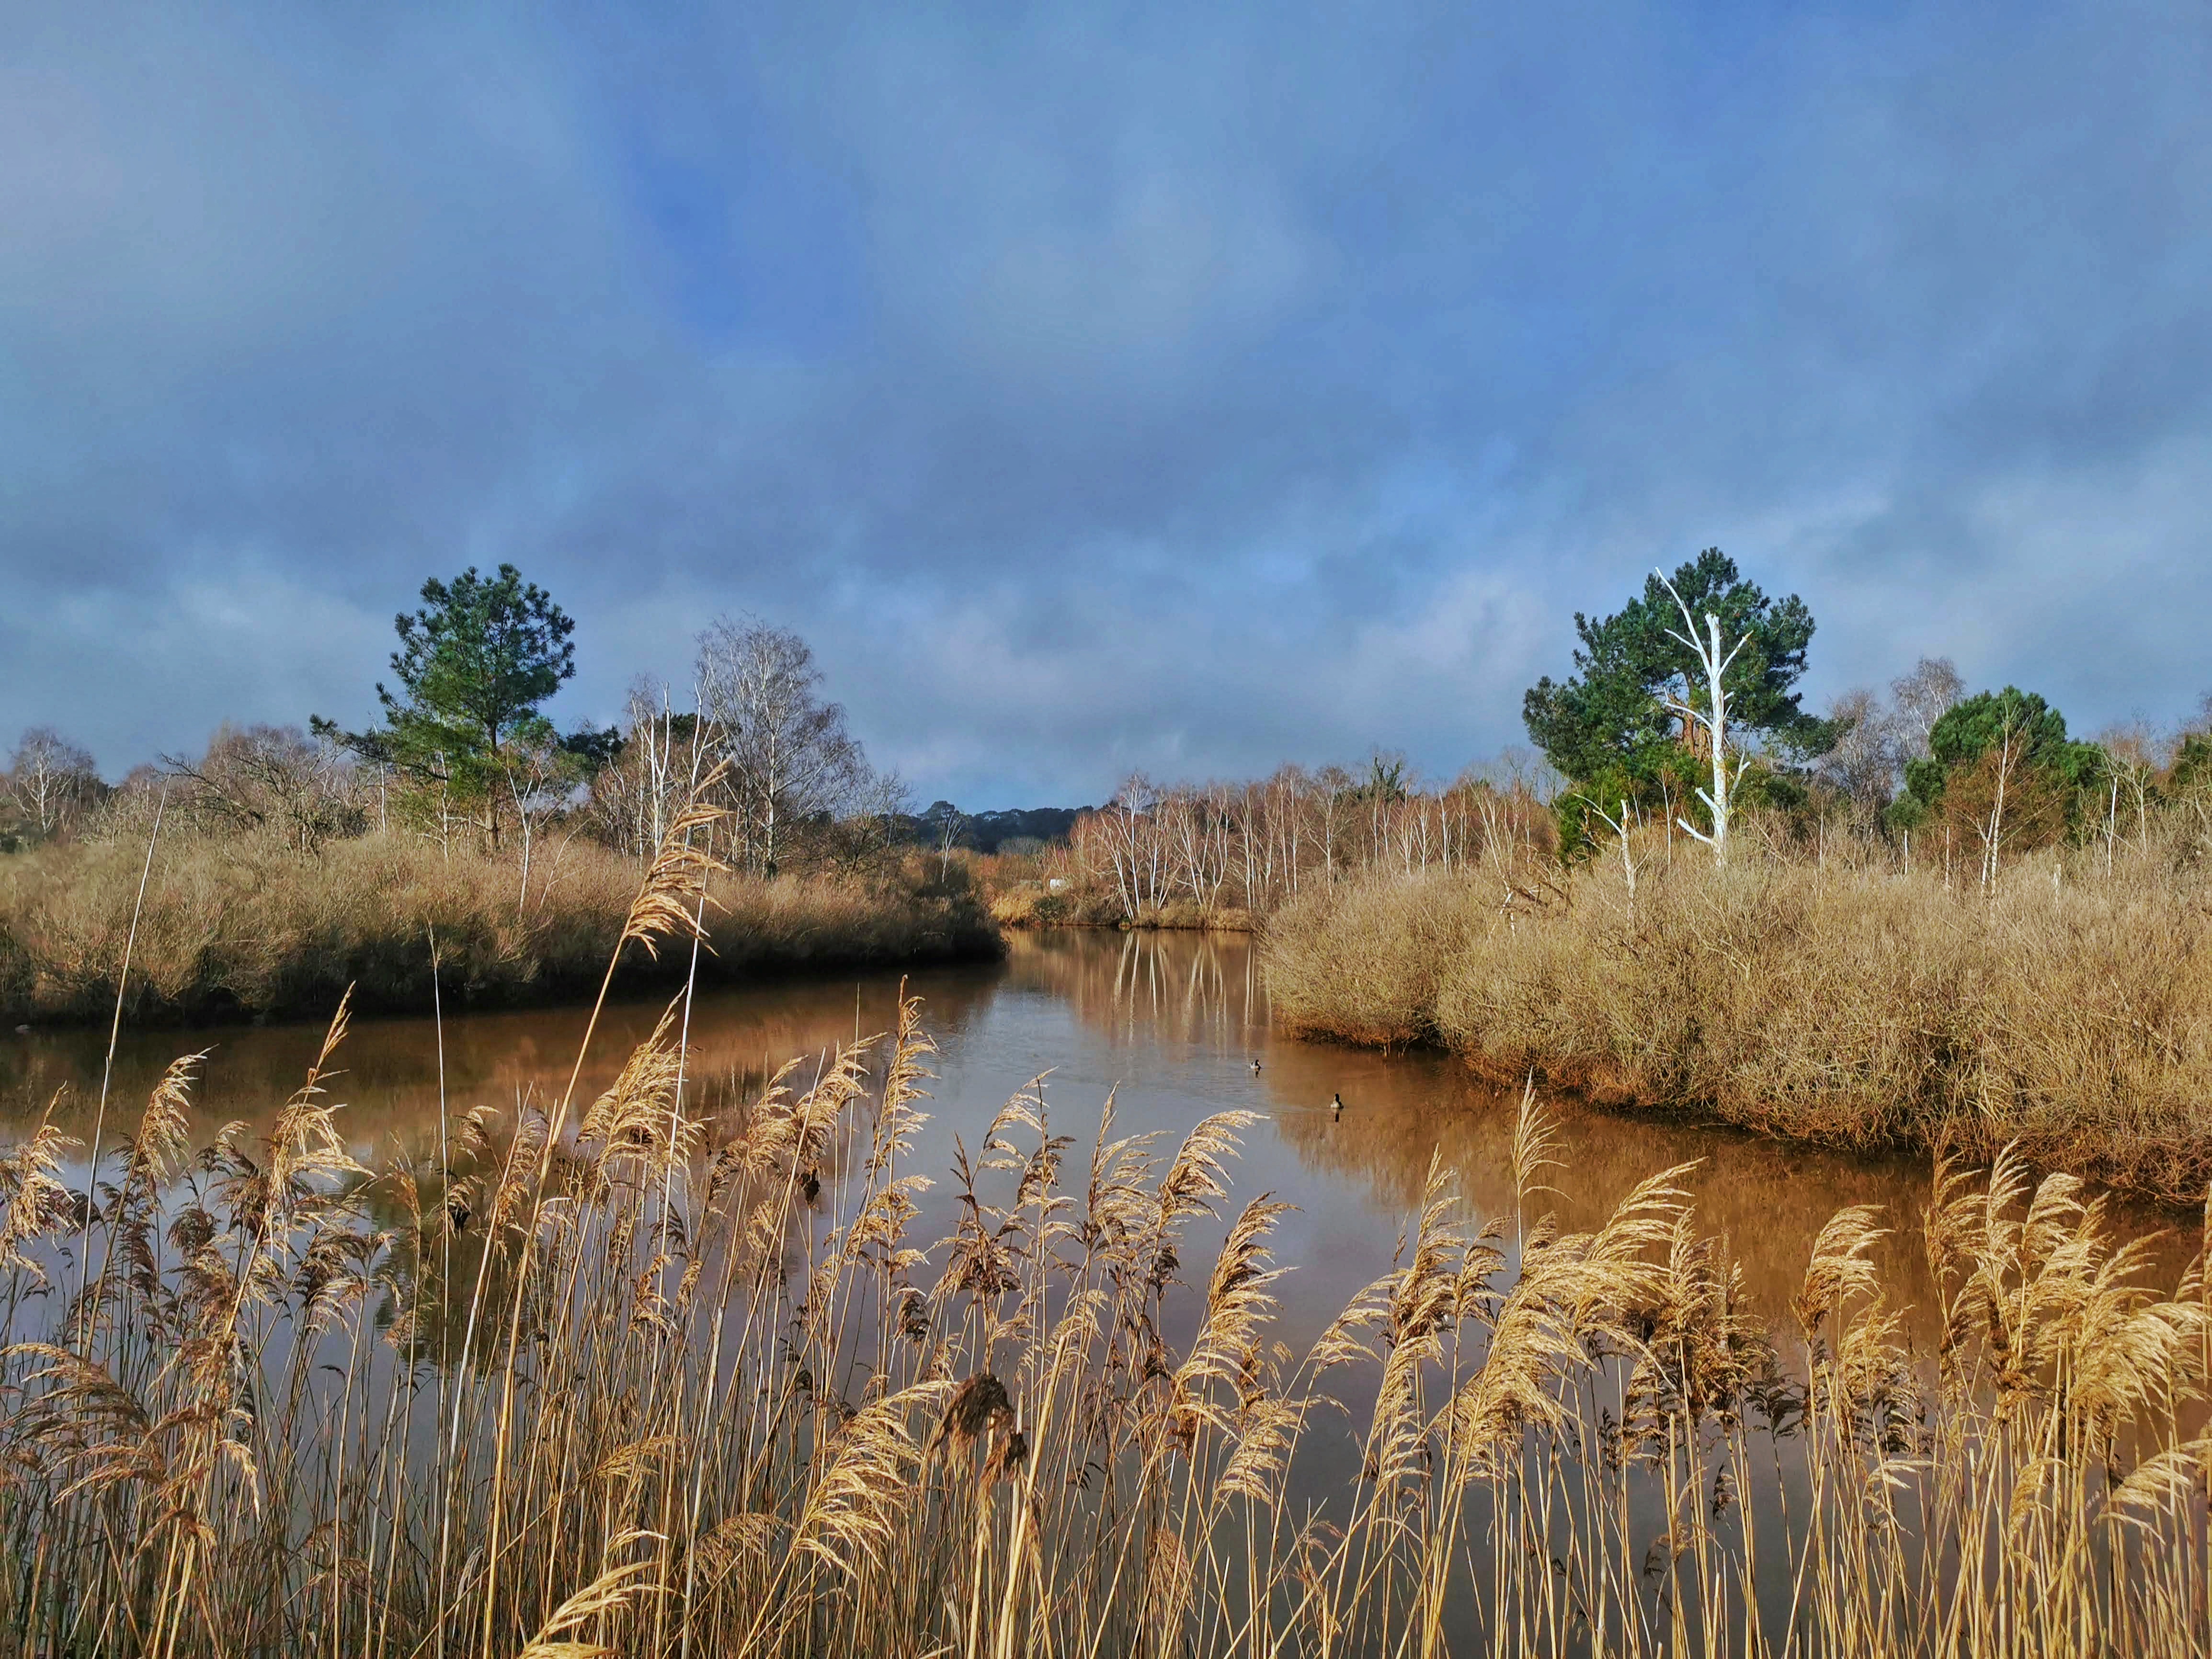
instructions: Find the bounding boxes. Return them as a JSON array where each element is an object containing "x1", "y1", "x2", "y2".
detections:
[
  {"x1": 1973, "y1": 706, "x2": 2029, "y2": 896},
  {"x1": 1654, "y1": 569, "x2": 1752, "y2": 866},
  {"x1": 498, "y1": 732, "x2": 586, "y2": 916},
  {"x1": 1575, "y1": 794, "x2": 1642, "y2": 912}
]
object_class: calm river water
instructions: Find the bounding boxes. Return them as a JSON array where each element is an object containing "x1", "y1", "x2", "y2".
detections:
[{"x1": 9, "y1": 926, "x2": 2192, "y2": 1351}]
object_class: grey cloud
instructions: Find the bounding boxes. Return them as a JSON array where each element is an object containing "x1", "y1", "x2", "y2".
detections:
[{"x1": 2, "y1": 0, "x2": 2209, "y2": 804}]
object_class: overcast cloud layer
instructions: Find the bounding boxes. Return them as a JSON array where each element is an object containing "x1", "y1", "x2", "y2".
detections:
[{"x1": 3, "y1": 1, "x2": 2208, "y2": 806}]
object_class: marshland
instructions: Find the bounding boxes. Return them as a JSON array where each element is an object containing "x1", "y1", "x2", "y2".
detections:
[
  {"x1": 7, "y1": 554, "x2": 2212, "y2": 1653},
  {"x1": 1, "y1": 827, "x2": 2207, "y2": 1655}
]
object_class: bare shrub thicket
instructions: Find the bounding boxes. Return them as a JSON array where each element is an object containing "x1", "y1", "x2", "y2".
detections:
[
  {"x1": 996, "y1": 760, "x2": 1559, "y2": 929},
  {"x1": 158, "y1": 724, "x2": 374, "y2": 853},
  {"x1": 0, "y1": 850, "x2": 2204, "y2": 1654}
]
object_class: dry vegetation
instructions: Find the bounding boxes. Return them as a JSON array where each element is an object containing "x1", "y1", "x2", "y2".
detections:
[
  {"x1": 0, "y1": 831, "x2": 996, "y2": 1025},
  {"x1": 1267, "y1": 831, "x2": 2212, "y2": 1207},
  {"x1": 0, "y1": 814, "x2": 2206, "y2": 1657},
  {"x1": 983, "y1": 763, "x2": 1557, "y2": 932}
]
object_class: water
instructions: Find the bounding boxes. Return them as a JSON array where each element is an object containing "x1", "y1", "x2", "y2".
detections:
[{"x1": 7, "y1": 926, "x2": 2190, "y2": 1353}]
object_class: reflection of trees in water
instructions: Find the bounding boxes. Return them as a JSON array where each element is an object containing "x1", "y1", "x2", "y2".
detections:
[
  {"x1": 1002, "y1": 928, "x2": 1266, "y2": 1050},
  {"x1": 14, "y1": 927, "x2": 2190, "y2": 1361},
  {"x1": 0, "y1": 969, "x2": 1003, "y2": 1148},
  {"x1": 986, "y1": 930, "x2": 2204, "y2": 1345}
]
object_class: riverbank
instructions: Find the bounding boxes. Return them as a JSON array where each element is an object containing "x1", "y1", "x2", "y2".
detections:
[
  {"x1": 986, "y1": 880, "x2": 1255, "y2": 931},
  {"x1": 1264, "y1": 848, "x2": 2212, "y2": 1207},
  {"x1": 0, "y1": 831, "x2": 1000, "y2": 1025}
]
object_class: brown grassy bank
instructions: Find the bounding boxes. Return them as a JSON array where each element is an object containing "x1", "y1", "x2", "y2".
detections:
[
  {"x1": 1265, "y1": 845, "x2": 2212, "y2": 1206},
  {"x1": 986, "y1": 881, "x2": 1255, "y2": 933},
  {"x1": 0, "y1": 831, "x2": 999, "y2": 1025}
]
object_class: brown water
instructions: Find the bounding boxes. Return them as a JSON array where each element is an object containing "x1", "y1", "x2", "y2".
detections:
[{"x1": 2, "y1": 927, "x2": 2196, "y2": 1349}]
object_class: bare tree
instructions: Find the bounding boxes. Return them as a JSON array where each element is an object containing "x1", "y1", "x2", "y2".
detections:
[
  {"x1": 2094, "y1": 721, "x2": 2160, "y2": 865},
  {"x1": 1938, "y1": 701, "x2": 2065, "y2": 894},
  {"x1": 1973, "y1": 714, "x2": 2024, "y2": 894},
  {"x1": 696, "y1": 617, "x2": 872, "y2": 878},
  {"x1": 824, "y1": 765, "x2": 913, "y2": 874},
  {"x1": 160, "y1": 725, "x2": 368, "y2": 854},
  {"x1": 497, "y1": 729, "x2": 592, "y2": 913},
  {"x1": 1818, "y1": 687, "x2": 1896, "y2": 826},
  {"x1": 1887, "y1": 657, "x2": 1965, "y2": 764},
  {"x1": 4, "y1": 727, "x2": 102, "y2": 841},
  {"x1": 925, "y1": 800, "x2": 969, "y2": 880},
  {"x1": 585, "y1": 677, "x2": 712, "y2": 861},
  {"x1": 1575, "y1": 794, "x2": 1643, "y2": 913}
]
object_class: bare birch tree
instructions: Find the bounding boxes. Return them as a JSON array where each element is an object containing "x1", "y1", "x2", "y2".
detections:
[
  {"x1": 1818, "y1": 688, "x2": 1896, "y2": 828},
  {"x1": 2094, "y1": 722, "x2": 2159, "y2": 861},
  {"x1": 585, "y1": 678, "x2": 714, "y2": 862},
  {"x1": 4, "y1": 728, "x2": 102, "y2": 841},
  {"x1": 1888, "y1": 657, "x2": 1965, "y2": 763},
  {"x1": 1974, "y1": 712, "x2": 2025, "y2": 894},
  {"x1": 696, "y1": 617, "x2": 871, "y2": 877}
]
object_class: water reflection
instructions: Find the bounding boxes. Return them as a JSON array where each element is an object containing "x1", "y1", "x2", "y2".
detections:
[
  {"x1": 0, "y1": 969, "x2": 1002, "y2": 1149},
  {"x1": 4, "y1": 928, "x2": 2196, "y2": 1350},
  {"x1": 997, "y1": 930, "x2": 2198, "y2": 1341}
]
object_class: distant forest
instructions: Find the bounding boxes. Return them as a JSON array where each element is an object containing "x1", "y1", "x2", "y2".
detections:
[{"x1": 906, "y1": 802, "x2": 1088, "y2": 855}]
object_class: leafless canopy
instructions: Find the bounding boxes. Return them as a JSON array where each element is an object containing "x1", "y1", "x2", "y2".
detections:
[
  {"x1": 1887, "y1": 655, "x2": 1965, "y2": 765},
  {"x1": 158, "y1": 725, "x2": 369, "y2": 854},
  {"x1": 695, "y1": 616, "x2": 888, "y2": 877},
  {"x1": 2, "y1": 727, "x2": 103, "y2": 842}
]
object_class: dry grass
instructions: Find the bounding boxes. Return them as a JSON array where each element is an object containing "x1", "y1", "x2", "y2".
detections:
[
  {"x1": 1266, "y1": 838, "x2": 2212, "y2": 1205},
  {"x1": 0, "y1": 816, "x2": 2205, "y2": 1655},
  {"x1": 989, "y1": 886, "x2": 1255, "y2": 933},
  {"x1": 0, "y1": 831, "x2": 998, "y2": 1025},
  {"x1": 971, "y1": 849, "x2": 1260, "y2": 932}
]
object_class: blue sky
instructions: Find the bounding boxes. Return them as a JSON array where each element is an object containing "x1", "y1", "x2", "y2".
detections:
[{"x1": 3, "y1": 1, "x2": 2208, "y2": 807}]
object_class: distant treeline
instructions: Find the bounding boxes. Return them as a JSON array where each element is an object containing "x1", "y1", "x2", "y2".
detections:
[{"x1": 904, "y1": 802, "x2": 1089, "y2": 854}]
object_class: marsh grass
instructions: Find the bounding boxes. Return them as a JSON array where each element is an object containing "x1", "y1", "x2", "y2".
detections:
[
  {"x1": 0, "y1": 813, "x2": 2206, "y2": 1656},
  {"x1": 1266, "y1": 840, "x2": 2212, "y2": 1206},
  {"x1": 0, "y1": 831, "x2": 997, "y2": 1025}
]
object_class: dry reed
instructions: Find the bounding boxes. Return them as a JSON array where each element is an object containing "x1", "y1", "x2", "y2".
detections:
[
  {"x1": 1266, "y1": 838, "x2": 2212, "y2": 1205},
  {"x1": 0, "y1": 831, "x2": 997, "y2": 1026}
]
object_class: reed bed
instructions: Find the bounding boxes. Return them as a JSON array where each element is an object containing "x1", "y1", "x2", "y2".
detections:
[
  {"x1": 1266, "y1": 841, "x2": 2212, "y2": 1206},
  {"x1": 0, "y1": 830, "x2": 997, "y2": 1025},
  {"x1": 0, "y1": 814, "x2": 2207, "y2": 1657}
]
